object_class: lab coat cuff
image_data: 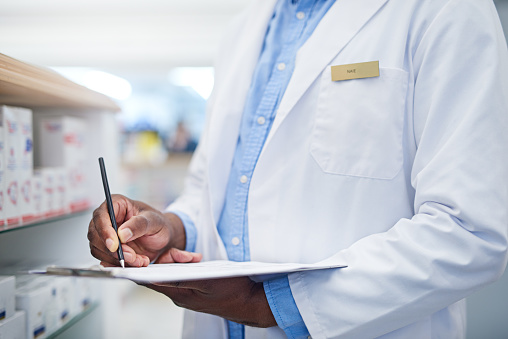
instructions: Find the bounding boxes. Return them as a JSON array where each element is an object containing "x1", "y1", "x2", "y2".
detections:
[
  {"x1": 169, "y1": 210, "x2": 197, "y2": 252},
  {"x1": 264, "y1": 276, "x2": 310, "y2": 339}
]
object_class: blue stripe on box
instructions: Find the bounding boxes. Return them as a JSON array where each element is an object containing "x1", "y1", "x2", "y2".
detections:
[
  {"x1": 61, "y1": 310, "x2": 69, "y2": 321},
  {"x1": 34, "y1": 325, "x2": 45, "y2": 338}
]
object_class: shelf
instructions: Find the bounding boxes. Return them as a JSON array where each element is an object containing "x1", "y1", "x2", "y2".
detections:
[
  {"x1": 0, "y1": 53, "x2": 114, "y2": 339},
  {"x1": 47, "y1": 302, "x2": 99, "y2": 339},
  {"x1": 0, "y1": 53, "x2": 120, "y2": 111},
  {"x1": 0, "y1": 209, "x2": 92, "y2": 235}
]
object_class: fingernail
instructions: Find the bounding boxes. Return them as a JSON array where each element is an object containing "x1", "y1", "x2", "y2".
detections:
[
  {"x1": 105, "y1": 238, "x2": 115, "y2": 252},
  {"x1": 177, "y1": 250, "x2": 192, "y2": 262},
  {"x1": 119, "y1": 228, "x2": 133, "y2": 242},
  {"x1": 124, "y1": 252, "x2": 134, "y2": 262}
]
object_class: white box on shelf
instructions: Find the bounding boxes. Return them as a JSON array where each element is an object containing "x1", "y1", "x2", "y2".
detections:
[
  {"x1": 15, "y1": 280, "x2": 51, "y2": 339},
  {"x1": 54, "y1": 168, "x2": 67, "y2": 216},
  {"x1": 1, "y1": 106, "x2": 24, "y2": 226},
  {"x1": 18, "y1": 109, "x2": 34, "y2": 224},
  {"x1": 0, "y1": 112, "x2": 5, "y2": 228},
  {"x1": 34, "y1": 116, "x2": 89, "y2": 214},
  {"x1": 36, "y1": 168, "x2": 56, "y2": 219},
  {"x1": 0, "y1": 310, "x2": 26, "y2": 339},
  {"x1": 45, "y1": 279, "x2": 59, "y2": 335},
  {"x1": 71, "y1": 277, "x2": 94, "y2": 315},
  {"x1": 51, "y1": 277, "x2": 74, "y2": 327},
  {"x1": 0, "y1": 276, "x2": 15, "y2": 321},
  {"x1": 31, "y1": 172, "x2": 43, "y2": 221},
  {"x1": 0, "y1": 106, "x2": 34, "y2": 226}
]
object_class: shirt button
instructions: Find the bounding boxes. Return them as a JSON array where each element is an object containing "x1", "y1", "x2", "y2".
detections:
[
  {"x1": 231, "y1": 237, "x2": 240, "y2": 246},
  {"x1": 296, "y1": 11, "x2": 305, "y2": 20},
  {"x1": 277, "y1": 62, "x2": 286, "y2": 71},
  {"x1": 240, "y1": 175, "x2": 248, "y2": 183},
  {"x1": 257, "y1": 116, "x2": 266, "y2": 125}
]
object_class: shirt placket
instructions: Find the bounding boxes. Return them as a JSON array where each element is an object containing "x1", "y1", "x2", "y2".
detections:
[{"x1": 227, "y1": 1, "x2": 314, "y2": 262}]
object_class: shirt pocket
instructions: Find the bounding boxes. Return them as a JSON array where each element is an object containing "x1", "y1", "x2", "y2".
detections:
[{"x1": 310, "y1": 67, "x2": 408, "y2": 180}]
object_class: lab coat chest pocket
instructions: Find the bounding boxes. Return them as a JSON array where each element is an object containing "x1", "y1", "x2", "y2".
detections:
[{"x1": 310, "y1": 67, "x2": 408, "y2": 179}]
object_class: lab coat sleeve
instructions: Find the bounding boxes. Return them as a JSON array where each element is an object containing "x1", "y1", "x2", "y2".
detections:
[
  {"x1": 164, "y1": 13, "x2": 244, "y2": 250},
  {"x1": 289, "y1": 1, "x2": 508, "y2": 338},
  {"x1": 164, "y1": 91, "x2": 214, "y2": 248}
]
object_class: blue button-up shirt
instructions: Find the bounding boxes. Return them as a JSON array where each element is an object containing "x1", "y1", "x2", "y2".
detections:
[{"x1": 180, "y1": 0, "x2": 335, "y2": 338}]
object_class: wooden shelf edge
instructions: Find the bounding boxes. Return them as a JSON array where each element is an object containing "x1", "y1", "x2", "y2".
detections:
[{"x1": 0, "y1": 53, "x2": 120, "y2": 112}]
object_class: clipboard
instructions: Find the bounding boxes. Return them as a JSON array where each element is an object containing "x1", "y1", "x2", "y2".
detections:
[{"x1": 29, "y1": 260, "x2": 347, "y2": 283}]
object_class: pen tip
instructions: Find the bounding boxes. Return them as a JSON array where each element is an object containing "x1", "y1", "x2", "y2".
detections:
[{"x1": 120, "y1": 260, "x2": 125, "y2": 268}]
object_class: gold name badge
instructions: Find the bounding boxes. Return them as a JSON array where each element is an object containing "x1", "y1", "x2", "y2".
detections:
[{"x1": 331, "y1": 61, "x2": 379, "y2": 81}]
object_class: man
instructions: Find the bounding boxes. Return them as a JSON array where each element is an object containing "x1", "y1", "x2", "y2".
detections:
[{"x1": 88, "y1": 0, "x2": 508, "y2": 337}]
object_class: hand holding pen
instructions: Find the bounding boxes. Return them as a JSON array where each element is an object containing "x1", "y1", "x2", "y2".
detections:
[
  {"x1": 88, "y1": 159, "x2": 202, "y2": 267},
  {"x1": 98, "y1": 157, "x2": 125, "y2": 268}
]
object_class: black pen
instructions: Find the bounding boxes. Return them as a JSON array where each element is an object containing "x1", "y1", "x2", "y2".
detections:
[{"x1": 98, "y1": 157, "x2": 125, "y2": 268}]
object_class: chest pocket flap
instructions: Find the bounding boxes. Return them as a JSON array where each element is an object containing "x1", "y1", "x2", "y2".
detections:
[{"x1": 310, "y1": 67, "x2": 409, "y2": 180}]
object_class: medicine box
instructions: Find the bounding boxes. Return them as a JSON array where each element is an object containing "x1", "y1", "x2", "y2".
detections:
[
  {"x1": 51, "y1": 277, "x2": 74, "y2": 327},
  {"x1": 35, "y1": 168, "x2": 56, "y2": 219},
  {"x1": 1, "y1": 106, "x2": 21, "y2": 226},
  {"x1": 71, "y1": 277, "x2": 94, "y2": 315},
  {"x1": 34, "y1": 116, "x2": 89, "y2": 213},
  {"x1": 31, "y1": 172, "x2": 42, "y2": 220},
  {"x1": 17, "y1": 108, "x2": 34, "y2": 224},
  {"x1": 53, "y1": 168, "x2": 67, "y2": 216},
  {"x1": 15, "y1": 280, "x2": 51, "y2": 339},
  {"x1": 0, "y1": 276, "x2": 15, "y2": 321},
  {"x1": 0, "y1": 112, "x2": 4, "y2": 227},
  {"x1": 0, "y1": 311, "x2": 26, "y2": 339},
  {"x1": 0, "y1": 106, "x2": 34, "y2": 227}
]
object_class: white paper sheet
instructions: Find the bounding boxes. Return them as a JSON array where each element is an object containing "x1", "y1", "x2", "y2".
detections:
[{"x1": 30, "y1": 260, "x2": 346, "y2": 283}]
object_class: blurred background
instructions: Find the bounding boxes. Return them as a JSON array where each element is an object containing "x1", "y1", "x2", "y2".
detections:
[
  {"x1": 1, "y1": 0, "x2": 252, "y2": 212},
  {"x1": 1, "y1": 0, "x2": 507, "y2": 338}
]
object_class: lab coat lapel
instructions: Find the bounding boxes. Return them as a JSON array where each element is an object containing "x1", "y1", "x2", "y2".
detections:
[
  {"x1": 206, "y1": 0, "x2": 278, "y2": 224},
  {"x1": 263, "y1": 0, "x2": 389, "y2": 148}
]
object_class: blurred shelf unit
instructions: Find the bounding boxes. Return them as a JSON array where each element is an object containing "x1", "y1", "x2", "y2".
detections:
[
  {"x1": 0, "y1": 53, "x2": 119, "y2": 339},
  {"x1": 0, "y1": 53, "x2": 121, "y2": 233},
  {"x1": 0, "y1": 209, "x2": 90, "y2": 235},
  {"x1": 46, "y1": 302, "x2": 99, "y2": 339}
]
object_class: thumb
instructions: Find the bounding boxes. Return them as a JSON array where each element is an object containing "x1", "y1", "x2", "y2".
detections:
[{"x1": 156, "y1": 248, "x2": 202, "y2": 264}]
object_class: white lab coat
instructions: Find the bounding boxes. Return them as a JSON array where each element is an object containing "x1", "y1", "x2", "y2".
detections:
[{"x1": 167, "y1": 0, "x2": 508, "y2": 337}]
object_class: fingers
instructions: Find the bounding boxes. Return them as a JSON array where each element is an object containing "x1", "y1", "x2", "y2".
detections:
[
  {"x1": 152, "y1": 280, "x2": 203, "y2": 289},
  {"x1": 155, "y1": 248, "x2": 202, "y2": 264},
  {"x1": 90, "y1": 243, "x2": 119, "y2": 266},
  {"x1": 99, "y1": 261, "x2": 118, "y2": 268},
  {"x1": 117, "y1": 214, "x2": 149, "y2": 244},
  {"x1": 152, "y1": 277, "x2": 242, "y2": 291},
  {"x1": 88, "y1": 194, "x2": 177, "y2": 267},
  {"x1": 117, "y1": 210, "x2": 171, "y2": 249},
  {"x1": 88, "y1": 195, "x2": 150, "y2": 266},
  {"x1": 93, "y1": 244, "x2": 150, "y2": 268},
  {"x1": 88, "y1": 211, "x2": 120, "y2": 267},
  {"x1": 89, "y1": 201, "x2": 121, "y2": 253},
  {"x1": 172, "y1": 248, "x2": 202, "y2": 263},
  {"x1": 144, "y1": 284, "x2": 197, "y2": 309},
  {"x1": 122, "y1": 245, "x2": 151, "y2": 267}
]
